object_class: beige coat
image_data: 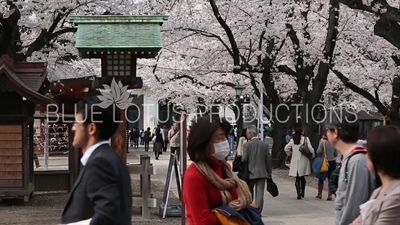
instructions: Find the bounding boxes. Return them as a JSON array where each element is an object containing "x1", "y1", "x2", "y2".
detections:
[
  {"x1": 236, "y1": 136, "x2": 247, "y2": 156},
  {"x1": 168, "y1": 129, "x2": 180, "y2": 147},
  {"x1": 284, "y1": 136, "x2": 314, "y2": 177},
  {"x1": 361, "y1": 179, "x2": 400, "y2": 225}
]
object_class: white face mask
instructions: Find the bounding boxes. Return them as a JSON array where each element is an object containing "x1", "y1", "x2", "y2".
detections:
[{"x1": 211, "y1": 140, "x2": 230, "y2": 160}]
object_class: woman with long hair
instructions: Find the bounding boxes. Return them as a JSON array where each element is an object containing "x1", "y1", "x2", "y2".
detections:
[
  {"x1": 284, "y1": 127, "x2": 315, "y2": 199},
  {"x1": 236, "y1": 128, "x2": 248, "y2": 156},
  {"x1": 315, "y1": 132, "x2": 337, "y2": 200}
]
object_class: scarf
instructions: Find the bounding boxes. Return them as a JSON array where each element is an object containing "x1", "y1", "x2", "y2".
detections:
[{"x1": 194, "y1": 160, "x2": 252, "y2": 211}]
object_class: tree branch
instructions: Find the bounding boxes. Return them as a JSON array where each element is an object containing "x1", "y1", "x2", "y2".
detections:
[
  {"x1": 330, "y1": 68, "x2": 389, "y2": 116},
  {"x1": 257, "y1": 30, "x2": 266, "y2": 66},
  {"x1": 374, "y1": 17, "x2": 400, "y2": 49},
  {"x1": 336, "y1": 0, "x2": 400, "y2": 22},
  {"x1": 24, "y1": 27, "x2": 77, "y2": 59},
  {"x1": 0, "y1": 3, "x2": 21, "y2": 56},
  {"x1": 158, "y1": 74, "x2": 235, "y2": 90},
  {"x1": 276, "y1": 65, "x2": 297, "y2": 77},
  {"x1": 337, "y1": 0, "x2": 400, "y2": 49},
  {"x1": 311, "y1": 0, "x2": 340, "y2": 102},
  {"x1": 172, "y1": 27, "x2": 234, "y2": 57},
  {"x1": 208, "y1": 0, "x2": 242, "y2": 73},
  {"x1": 285, "y1": 23, "x2": 305, "y2": 78}
]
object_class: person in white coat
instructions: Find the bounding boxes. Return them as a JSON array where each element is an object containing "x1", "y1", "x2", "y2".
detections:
[{"x1": 285, "y1": 127, "x2": 315, "y2": 200}]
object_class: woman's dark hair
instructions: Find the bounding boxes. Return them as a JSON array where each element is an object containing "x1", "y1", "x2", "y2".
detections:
[
  {"x1": 366, "y1": 125, "x2": 400, "y2": 179},
  {"x1": 156, "y1": 127, "x2": 161, "y2": 134},
  {"x1": 187, "y1": 115, "x2": 231, "y2": 163},
  {"x1": 241, "y1": 128, "x2": 247, "y2": 138},
  {"x1": 293, "y1": 127, "x2": 302, "y2": 145}
]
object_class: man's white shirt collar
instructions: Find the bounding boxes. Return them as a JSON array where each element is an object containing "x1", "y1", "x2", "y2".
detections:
[{"x1": 80, "y1": 140, "x2": 110, "y2": 166}]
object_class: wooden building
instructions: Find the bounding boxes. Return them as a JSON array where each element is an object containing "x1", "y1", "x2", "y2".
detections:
[{"x1": 0, "y1": 54, "x2": 53, "y2": 202}]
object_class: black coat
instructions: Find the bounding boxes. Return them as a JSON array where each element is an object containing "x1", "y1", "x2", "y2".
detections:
[
  {"x1": 61, "y1": 144, "x2": 132, "y2": 225},
  {"x1": 329, "y1": 166, "x2": 340, "y2": 195}
]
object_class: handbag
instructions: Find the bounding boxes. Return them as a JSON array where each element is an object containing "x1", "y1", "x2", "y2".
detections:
[
  {"x1": 237, "y1": 160, "x2": 249, "y2": 182},
  {"x1": 320, "y1": 140, "x2": 329, "y2": 173},
  {"x1": 266, "y1": 177, "x2": 279, "y2": 197},
  {"x1": 232, "y1": 153, "x2": 242, "y2": 172},
  {"x1": 299, "y1": 137, "x2": 313, "y2": 158},
  {"x1": 213, "y1": 204, "x2": 264, "y2": 225}
]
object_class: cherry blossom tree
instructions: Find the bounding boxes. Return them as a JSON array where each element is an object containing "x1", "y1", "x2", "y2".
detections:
[
  {"x1": 154, "y1": 0, "x2": 341, "y2": 168},
  {"x1": 336, "y1": 0, "x2": 399, "y2": 49},
  {"x1": 135, "y1": 0, "x2": 247, "y2": 113},
  {"x1": 0, "y1": 0, "x2": 143, "y2": 81},
  {"x1": 329, "y1": 0, "x2": 400, "y2": 124},
  {"x1": 143, "y1": 0, "x2": 396, "y2": 166}
]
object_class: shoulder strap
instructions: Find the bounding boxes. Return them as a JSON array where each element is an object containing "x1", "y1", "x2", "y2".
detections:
[
  {"x1": 344, "y1": 147, "x2": 367, "y2": 183},
  {"x1": 170, "y1": 130, "x2": 179, "y2": 139},
  {"x1": 322, "y1": 140, "x2": 327, "y2": 158}
]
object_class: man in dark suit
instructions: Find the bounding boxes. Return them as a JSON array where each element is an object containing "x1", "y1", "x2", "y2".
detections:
[
  {"x1": 242, "y1": 125, "x2": 272, "y2": 213},
  {"x1": 61, "y1": 96, "x2": 132, "y2": 225}
]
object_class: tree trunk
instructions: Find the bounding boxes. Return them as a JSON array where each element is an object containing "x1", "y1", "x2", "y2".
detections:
[
  {"x1": 270, "y1": 104, "x2": 292, "y2": 169},
  {"x1": 0, "y1": 5, "x2": 21, "y2": 57},
  {"x1": 111, "y1": 109, "x2": 127, "y2": 162},
  {"x1": 389, "y1": 75, "x2": 400, "y2": 125},
  {"x1": 271, "y1": 121, "x2": 288, "y2": 169}
]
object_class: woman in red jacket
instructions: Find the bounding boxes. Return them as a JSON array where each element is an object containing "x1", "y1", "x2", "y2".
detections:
[{"x1": 183, "y1": 115, "x2": 252, "y2": 225}]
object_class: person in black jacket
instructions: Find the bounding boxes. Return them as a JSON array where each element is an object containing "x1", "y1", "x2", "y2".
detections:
[{"x1": 61, "y1": 96, "x2": 132, "y2": 225}]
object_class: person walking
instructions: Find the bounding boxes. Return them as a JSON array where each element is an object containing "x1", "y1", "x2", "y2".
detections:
[
  {"x1": 235, "y1": 128, "x2": 247, "y2": 156},
  {"x1": 325, "y1": 112, "x2": 376, "y2": 225},
  {"x1": 162, "y1": 125, "x2": 169, "y2": 152},
  {"x1": 129, "y1": 128, "x2": 134, "y2": 148},
  {"x1": 168, "y1": 123, "x2": 180, "y2": 160},
  {"x1": 139, "y1": 129, "x2": 144, "y2": 145},
  {"x1": 61, "y1": 96, "x2": 132, "y2": 225},
  {"x1": 143, "y1": 127, "x2": 151, "y2": 152},
  {"x1": 132, "y1": 128, "x2": 140, "y2": 149},
  {"x1": 284, "y1": 127, "x2": 315, "y2": 200},
  {"x1": 315, "y1": 133, "x2": 337, "y2": 200},
  {"x1": 285, "y1": 130, "x2": 293, "y2": 164},
  {"x1": 242, "y1": 125, "x2": 272, "y2": 213},
  {"x1": 153, "y1": 127, "x2": 163, "y2": 160}
]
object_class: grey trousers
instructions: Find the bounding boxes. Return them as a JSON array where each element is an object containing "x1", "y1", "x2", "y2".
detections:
[{"x1": 248, "y1": 178, "x2": 266, "y2": 213}]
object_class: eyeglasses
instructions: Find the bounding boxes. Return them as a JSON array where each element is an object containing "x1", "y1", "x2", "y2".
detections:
[{"x1": 73, "y1": 121, "x2": 85, "y2": 126}]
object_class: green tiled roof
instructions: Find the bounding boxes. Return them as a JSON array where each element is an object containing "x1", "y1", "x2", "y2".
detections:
[{"x1": 69, "y1": 15, "x2": 168, "y2": 54}]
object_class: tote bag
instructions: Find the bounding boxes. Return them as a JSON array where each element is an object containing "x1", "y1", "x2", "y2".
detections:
[{"x1": 320, "y1": 140, "x2": 329, "y2": 173}]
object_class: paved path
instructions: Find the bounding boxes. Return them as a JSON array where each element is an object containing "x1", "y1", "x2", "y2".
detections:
[
  {"x1": 128, "y1": 148, "x2": 335, "y2": 225},
  {"x1": 35, "y1": 146, "x2": 335, "y2": 224}
]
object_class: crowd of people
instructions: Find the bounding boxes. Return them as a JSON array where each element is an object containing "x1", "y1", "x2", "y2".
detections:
[
  {"x1": 128, "y1": 123, "x2": 181, "y2": 160},
  {"x1": 182, "y1": 113, "x2": 400, "y2": 225},
  {"x1": 61, "y1": 95, "x2": 399, "y2": 225}
]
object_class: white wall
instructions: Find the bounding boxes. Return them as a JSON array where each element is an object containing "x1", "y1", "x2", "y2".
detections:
[{"x1": 142, "y1": 89, "x2": 158, "y2": 130}]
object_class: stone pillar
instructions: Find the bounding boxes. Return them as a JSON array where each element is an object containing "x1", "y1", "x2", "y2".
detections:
[{"x1": 111, "y1": 109, "x2": 127, "y2": 162}]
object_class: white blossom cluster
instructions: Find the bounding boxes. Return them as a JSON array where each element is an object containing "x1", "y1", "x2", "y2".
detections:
[{"x1": 8, "y1": 0, "x2": 398, "y2": 112}]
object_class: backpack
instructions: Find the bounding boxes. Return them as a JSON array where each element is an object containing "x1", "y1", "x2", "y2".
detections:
[{"x1": 344, "y1": 147, "x2": 382, "y2": 187}]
